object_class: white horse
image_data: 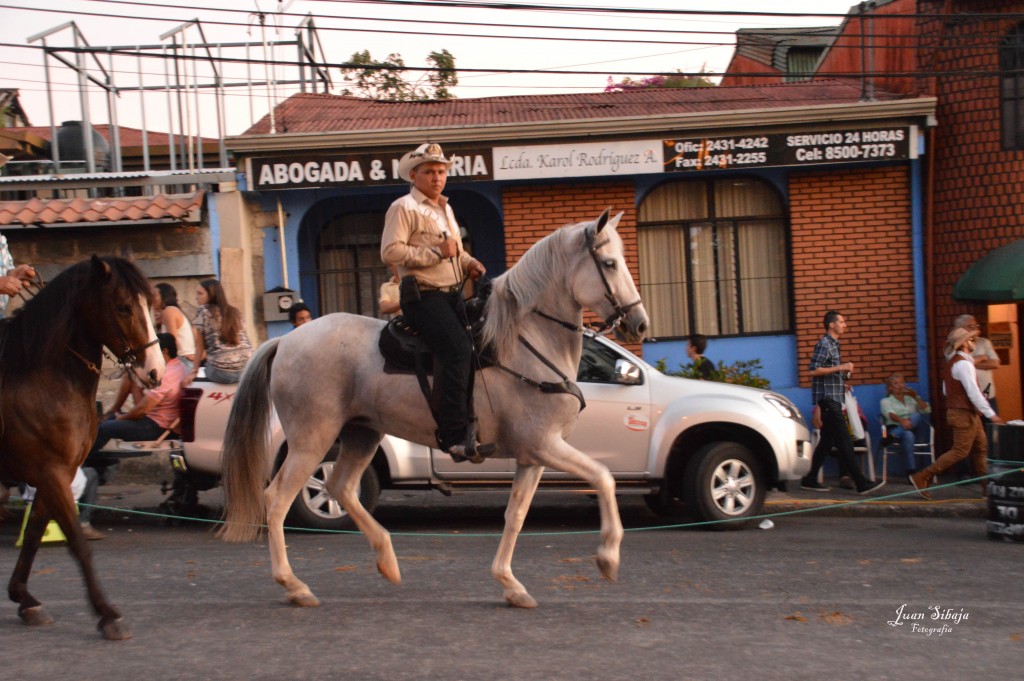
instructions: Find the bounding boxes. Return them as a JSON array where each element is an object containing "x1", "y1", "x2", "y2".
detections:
[{"x1": 219, "y1": 209, "x2": 649, "y2": 609}]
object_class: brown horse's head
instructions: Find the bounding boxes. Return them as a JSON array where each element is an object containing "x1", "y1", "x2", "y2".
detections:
[
  {"x1": 3, "y1": 255, "x2": 164, "y2": 387},
  {"x1": 81, "y1": 255, "x2": 165, "y2": 388}
]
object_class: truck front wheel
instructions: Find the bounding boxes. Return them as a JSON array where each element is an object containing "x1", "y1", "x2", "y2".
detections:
[{"x1": 683, "y1": 441, "x2": 764, "y2": 531}]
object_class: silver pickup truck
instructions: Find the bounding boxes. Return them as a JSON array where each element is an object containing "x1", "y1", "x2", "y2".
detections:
[{"x1": 171, "y1": 332, "x2": 811, "y2": 530}]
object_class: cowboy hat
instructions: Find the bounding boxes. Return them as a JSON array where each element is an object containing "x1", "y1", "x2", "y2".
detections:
[
  {"x1": 944, "y1": 326, "x2": 979, "y2": 357},
  {"x1": 397, "y1": 143, "x2": 453, "y2": 182}
]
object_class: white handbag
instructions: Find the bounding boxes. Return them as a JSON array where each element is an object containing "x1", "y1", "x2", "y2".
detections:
[{"x1": 844, "y1": 389, "x2": 866, "y2": 440}]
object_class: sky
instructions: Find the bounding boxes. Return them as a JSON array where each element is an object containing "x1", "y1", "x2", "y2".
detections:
[{"x1": 0, "y1": 0, "x2": 862, "y2": 137}]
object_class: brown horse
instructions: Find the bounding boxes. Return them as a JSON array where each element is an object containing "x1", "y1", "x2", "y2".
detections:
[{"x1": 0, "y1": 256, "x2": 164, "y2": 640}]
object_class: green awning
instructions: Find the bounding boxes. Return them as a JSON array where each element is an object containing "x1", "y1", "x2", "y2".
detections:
[{"x1": 953, "y1": 239, "x2": 1024, "y2": 302}]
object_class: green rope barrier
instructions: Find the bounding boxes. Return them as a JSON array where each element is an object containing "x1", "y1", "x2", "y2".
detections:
[{"x1": 4, "y1": 467, "x2": 1017, "y2": 538}]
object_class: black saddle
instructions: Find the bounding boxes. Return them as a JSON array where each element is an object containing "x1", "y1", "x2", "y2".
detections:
[{"x1": 378, "y1": 283, "x2": 493, "y2": 376}]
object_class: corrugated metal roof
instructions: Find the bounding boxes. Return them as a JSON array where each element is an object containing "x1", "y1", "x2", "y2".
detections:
[
  {"x1": 5, "y1": 124, "x2": 215, "y2": 149},
  {"x1": 0, "y1": 168, "x2": 234, "y2": 185},
  {"x1": 0, "y1": 191, "x2": 203, "y2": 227},
  {"x1": 241, "y1": 79, "x2": 906, "y2": 136}
]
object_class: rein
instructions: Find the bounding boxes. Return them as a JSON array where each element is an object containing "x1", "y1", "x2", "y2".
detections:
[
  {"x1": 491, "y1": 223, "x2": 645, "y2": 412},
  {"x1": 492, "y1": 335, "x2": 586, "y2": 411}
]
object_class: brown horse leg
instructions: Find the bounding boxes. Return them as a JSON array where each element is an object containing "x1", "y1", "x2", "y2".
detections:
[
  {"x1": 8, "y1": 504, "x2": 54, "y2": 627},
  {"x1": 37, "y1": 486, "x2": 132, "y2": 640}
]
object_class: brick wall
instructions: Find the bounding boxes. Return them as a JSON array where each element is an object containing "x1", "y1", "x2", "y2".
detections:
[
  {"x1": 502, "y1": 182, "x2": 642, "y2": 353},
  {"x1": 919, "y1": 1, "x2": 1024, "y2": 390},
  {"x1": 790, "y1": 166, "x2": 917, "y2": 387}
]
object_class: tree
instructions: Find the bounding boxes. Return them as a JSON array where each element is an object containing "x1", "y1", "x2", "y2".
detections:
[
  {"x1": 605, "y1": 67, "x2": 715, "y2": 93},
  {"x1": 340, "y1": 49, "x2": 458, "y2": 101}
]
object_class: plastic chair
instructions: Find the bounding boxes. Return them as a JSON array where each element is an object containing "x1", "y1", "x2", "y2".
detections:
[{"x1": 878, "y1": 416, "x2": 935, "y2": 482}]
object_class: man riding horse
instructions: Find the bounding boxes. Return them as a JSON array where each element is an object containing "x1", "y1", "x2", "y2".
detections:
[{"x1": 381, "y1": 142, "x2": 490, "y2": 462}]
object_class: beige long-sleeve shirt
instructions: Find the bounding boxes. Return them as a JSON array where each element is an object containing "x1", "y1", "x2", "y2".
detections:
[{"x1": 380, "y1": 187, "x2": 479, "y2": 290}]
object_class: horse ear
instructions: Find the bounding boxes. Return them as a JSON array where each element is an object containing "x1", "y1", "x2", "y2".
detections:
[
  {"x1": 90, "y1": 254, "x2": 112, "y2": 281},
  {"x1": 594, "y1": 208, "x2": 612, "y2": 234}
]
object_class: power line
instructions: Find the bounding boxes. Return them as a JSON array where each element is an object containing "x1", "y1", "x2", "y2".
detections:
[
  {"x1": 0, "y1": 39, "x2": 1014, "y2": 86},
  {"x1": 6, "y1": 1, "x2": 1017, "y2": 49}
]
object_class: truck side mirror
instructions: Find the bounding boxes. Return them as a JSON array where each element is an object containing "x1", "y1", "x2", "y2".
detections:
[{"x1": 614, "y1": 359, "x2": 642, "y2": 385}]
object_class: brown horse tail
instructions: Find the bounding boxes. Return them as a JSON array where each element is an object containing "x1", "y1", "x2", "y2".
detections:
[{"x1": 217, "y1": 338, "x2": 280, "y2": 543}]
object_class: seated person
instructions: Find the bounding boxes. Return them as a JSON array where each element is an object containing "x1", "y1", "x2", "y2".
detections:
[
  {"x1": 880, "y1": 373, "x2": 932, "y2": 474},
  {"x1": 84, "y1": 333, "x2": 188, "y2": 487}
]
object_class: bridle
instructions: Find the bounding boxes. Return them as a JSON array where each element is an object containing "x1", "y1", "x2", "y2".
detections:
[
  {"x1": 63, "y1": 285, "x2": 159, "y2": 381},
  {"x1": 583, "y1": 226, "x2": 643, "y2": 333},
  {"x1": 533, "y1": 225, "x2": 643, "y2": 334},
  {"x1": 67, "y1": 335, "x2": 159, "y2": 381},
  {"x1": 493, "y1": 222, "x2": 644, "y2": 413}
]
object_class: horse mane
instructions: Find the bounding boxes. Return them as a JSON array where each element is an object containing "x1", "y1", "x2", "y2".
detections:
[
  {"x1": 0, "y1": 256, "x2": 153, "y2": 374},
  {"x1": 482, "y1": 222, "x2": 583, "y2": 360}
]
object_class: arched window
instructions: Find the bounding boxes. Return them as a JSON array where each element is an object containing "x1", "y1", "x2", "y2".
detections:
[
  {"x1": 637, "y1": 177, "x2": 790, "y2": 339},
  {"x1": 315, "y1": 210, "x2": 391, "y2": 317},
  {"x1": 999, "y1": 22, "x2": 1024, "y2": 149}
]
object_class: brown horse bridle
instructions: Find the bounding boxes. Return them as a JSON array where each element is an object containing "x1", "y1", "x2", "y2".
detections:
[{"x1": 66, "y1": 336, "x2": 159, "y2": 380}]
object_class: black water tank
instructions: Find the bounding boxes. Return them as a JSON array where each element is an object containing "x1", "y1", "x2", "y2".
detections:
[{"x1": 50, "y1": 120, "x2": 110, "y2": 172}]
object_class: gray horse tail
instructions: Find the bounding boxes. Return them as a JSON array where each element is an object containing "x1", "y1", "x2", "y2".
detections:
[{"x1": 217, "y1": 338, "x2": 280, "y2": 543}]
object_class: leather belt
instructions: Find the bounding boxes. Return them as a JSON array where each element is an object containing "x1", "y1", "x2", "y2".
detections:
[{"x1": 420, "y1": 283, "x2": 462, "y2": 294}]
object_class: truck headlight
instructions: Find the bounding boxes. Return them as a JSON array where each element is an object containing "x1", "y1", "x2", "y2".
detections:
[{"x1": 764, "y1": 394, "x2": 806, "y2": 427}]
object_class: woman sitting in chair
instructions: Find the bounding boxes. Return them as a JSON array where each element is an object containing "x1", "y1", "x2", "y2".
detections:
[{"x1": 880, "y1": 373, "x2": 932, "y2": 474}]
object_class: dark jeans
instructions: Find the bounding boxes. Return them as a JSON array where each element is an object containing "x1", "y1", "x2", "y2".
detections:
[
  {"x1": 887, "y1": 412, "x2": 932, "y2": 473},
  {"x1": 88, "y1": 415, "x2": 166, "y2": 457},
  {"x1": 809, "y1": 399, "x2": 870, "y2": 489},
  {"x1": 400, "y1": 288, "x2": 473, "y2": 449}
]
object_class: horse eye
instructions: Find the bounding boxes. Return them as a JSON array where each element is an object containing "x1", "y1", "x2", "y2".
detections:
[
  {"x1": 603, "y1": 259, "x2": 616, "y2": 269},
  {"x1": 117, "y1": 304, "x2": 132, "y2": 315}
]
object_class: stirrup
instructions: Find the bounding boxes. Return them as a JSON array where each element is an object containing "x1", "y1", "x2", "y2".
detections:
[{"x1": 447, "y1": 439, "x2": 496, "y2": 465}]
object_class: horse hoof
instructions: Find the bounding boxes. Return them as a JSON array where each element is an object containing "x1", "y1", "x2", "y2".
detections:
[
  {"x1": 377, "y1": 557, "x2": 402, "y2": 585},
  {"x1": 596, "y1": 556, "x2": 619, "y2": 582},
  {"x1": 506, "y1": 592, "x2": 538, "y2": 609},
  {"x1": 99, "y1": 617, "x2": 133, "y2": 641},
  {"x1": 20, "y1": 605, "x2": 54, "y2": 627},
  {"x1": 289, "y1": 592, "x2": 321, "y2": 608}
]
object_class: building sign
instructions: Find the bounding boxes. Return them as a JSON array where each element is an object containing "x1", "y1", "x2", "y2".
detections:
[
  {"x1": 493, "y1": 140, "x2": 663, "y2": 180},
  {"x1": 248, "y1": 149, "x2": 492, "y2": 189},
  {"x1": 662, "y1": 126, "x2": 915, "y2": 172},
  {"x1": 245, "y1": 126, "x2": 917, "y2": 189}
]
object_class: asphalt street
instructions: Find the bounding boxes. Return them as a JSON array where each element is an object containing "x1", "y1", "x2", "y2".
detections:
[{"x1": 0, "y1": 484, "x2": 1020, "y2": 681}]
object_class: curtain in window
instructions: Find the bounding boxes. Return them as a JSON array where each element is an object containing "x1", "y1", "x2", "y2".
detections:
[
  {"x1": 738, "y1": 220, "x2": 789, "y2": 332},
  {"x1": 638, "y1": 178, "x2": 790, "y2": 339},
  {"x1": 639, "y1": 225, "x2": 689, "y2": 338}
]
